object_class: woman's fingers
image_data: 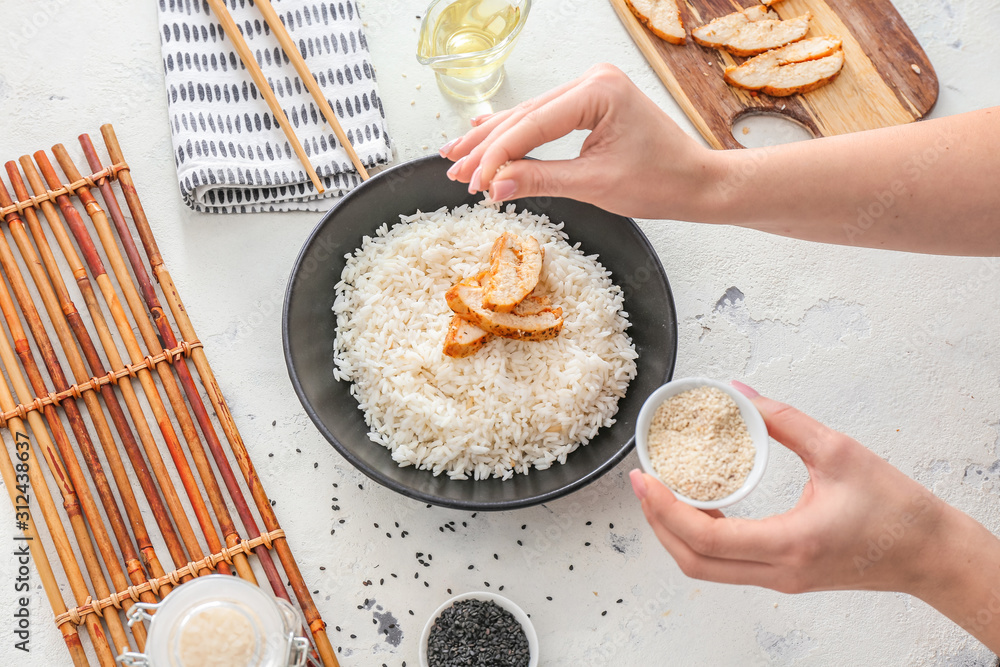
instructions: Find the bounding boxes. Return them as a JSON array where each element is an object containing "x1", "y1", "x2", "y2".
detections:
[
  {"x1": 644, "y1": 509, "x2": 782, "y2": 588},
  {"x1": 731, "y1": 381, "x2": 843, "y2": 471},
  {"x1": 635, "y1": 471, "x2": 790, "y2": 562},
  {"x1": 486, "y1": 158, "x2": 597, "y2": 203},
  {"x1": 440, "y1": 73, "x2": 589, "y2": 165}
]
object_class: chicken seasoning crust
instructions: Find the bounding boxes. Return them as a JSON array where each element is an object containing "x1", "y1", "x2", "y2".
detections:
[{"x1": 332, "y1": 202, "x2": 638, "y2": 480}]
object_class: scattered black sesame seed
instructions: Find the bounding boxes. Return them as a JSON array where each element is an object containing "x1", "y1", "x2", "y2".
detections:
[
  {"x1": 379, "y1": 578, "x2": 384, "y2": 585},
  {"x1": 339, "y1": 519, "x2": 346, "y2": 524},
  {"x1": 498, "y1": 585, "x2": 504, "y2": 591},
  {"x1": 585, "y1": 542, "x2": 591, "y2": 546},
  {"x1": 462, "y1": 521, "x2": 467, "y2": 527},
  {"x1": 417, "y1": 552, "x2": 424, "y2": 558},
  {"x1": 268, "y1": 453, "x2": 274, "y2": 457},
  {"x1": 395, "y1": 522, "x2": 400, "y2": 528},
  {"x1": 272, "y1": 420, "x2": 276, "y2": 426},
  {"x1": 609, "y1": 523, "x2": 614, "y2": 529},
  {"x1": 295, "y1": 448, "x2": 301, "y2": 453},
  {"x1": 424, "y1": 581, "x2": 429, "y2": 588},
  {"x1": 521, "y1": 524, "x2": 526, "y2": 530},
  {"x1": 335, "y1": 625, "x2": 340, "y2": 631},
  {"x1": 350, "y1": 634, "x2": 356, "y2": 639},
  {"x1": 391, "y1": 573, "x2": 397, "y2": 578},
  {"x1": 320, "y1": 567, "x2": 326, "y2": 571},
  {"x1": 494, "y1": 554, "x2": 499, "y2": 560},
  {"x1": 386, "y1": 532, "x2": 392, "y2": 538},
  {"x1": 359, "y1": 483, "x2": 364, "y2": 489},
  {"x1": 415, "y1": 572, "x2": 419, "y2": 579},
  {"x1": 330, "y1": 530, "x2": 335, "y2": 535},
  {"x1": 314, "y1": 462, "x2": 318, "y2": 469},
  {"x1": 447, "y1": 588, "x2": 452, "y2": 594},
  {"x1": 333, "y1": 483, "x2": 338, "y2": 488},
  {"x1": 401, "y1": 531, "x2": 409, "y2": 538},
  {"x1": 374, "y1": 523, "x2": 379, "y2": 528},
  {"x1": 468, "y1": 565, "x2": 474, "y2": 570},
  {"x1": 602, "y1": 610, "x2": 608, "y2": 616},
  {"x1": 484, "y1": 582, "x2": 490, "y2": 587},
  {"x1": 428, "y1": 554, "x2": 432, "y2": 560},
  {"x1": 409, "y1": 610, "x2": 415, "y2": 616},
  {"x1": 516, "y1": 540, "x2": 522, "y2": 546},
  {"x1": 270, "y1": 500, "x2": 276, "y2": 506},
  {"x1": 586, "y1": 521, "x2": 592, "y2": 526},
  {"x1": 616, "y1": 599, "x2": 623, "y2": 604},
  {"x1": 472, "y1": 513, "x2": 477, "y2": 518},
  {"x1": 569, "y1": 565, "x2": 574, "y2": 571}
]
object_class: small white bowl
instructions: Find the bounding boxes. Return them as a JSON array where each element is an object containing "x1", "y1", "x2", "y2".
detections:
[
  {"x1": 635, "y1": 377, "x2": 769, "y2": 510},
  {"x1": 418, "y1": 591, "x2": 538, "y2": 667}
]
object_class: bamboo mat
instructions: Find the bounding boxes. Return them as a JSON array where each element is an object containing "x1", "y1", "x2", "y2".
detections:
[{"x1": 0, "y1": 125, "x2": 337, "y2": 666}]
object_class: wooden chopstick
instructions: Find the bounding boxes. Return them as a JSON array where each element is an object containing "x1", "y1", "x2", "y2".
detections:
[
  {"x1": 205, "y1": 0, "x2": 326, "y2": 193},
  {"x1": 255, "y1": 0, "x2": 370, "y2": 180}
]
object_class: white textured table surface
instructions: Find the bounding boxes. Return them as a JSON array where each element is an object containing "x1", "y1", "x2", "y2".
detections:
[{"x1": 1, "y1": 0, "x2": 999, "y2": 665}]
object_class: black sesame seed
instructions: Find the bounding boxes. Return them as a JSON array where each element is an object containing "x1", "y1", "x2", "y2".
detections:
[
  {"x1": 424, "y1": 581, "x2": 429, "y2": 587},
  {"x1": 569, "y1": 565, "x2": 574, "y2": 571},
  {"x1": 616, "y1": 598, "x2": 623, "y2": 603},
  {"x1": 546, "y1": 596, "x2": 552, "y2": 601},
  {"x1": 516, "y1": 540, "x2": 522, "y2": 546},
  {"x1": 314, "y1": 462, "x2": 318, "y2": 468},
  {"x1": 295, "y1": 448, "x2": 301, "y2": 453},
  {"x1": 602, "y1": 610, "x2": 608, "y2": 616},
  {"x1": 468, "y1": 565, "x2": 474, "y2": 570},
  {"x1": 426, "y1": 599, "x2": 529, "y2": 667},
  {"x1": 272, "y1": 420, "x2": 276, "y2": 426},
  {"x1": 268, "y1": 453, "x2": 274, "y2": 457},
  {"x1": 494, "y1": 554, "x2": 499, "y2": 560},
  {"x1": 409, "y1": 610, "x2": 414, "y2": 615},
  {"x1": 350, "y1": 634, "x2": 356, "y2": 639},
  {"x1": 498, "y1": 585, "x2": 504, "y2": 591},
  {"x1": 585, "y1": 542, "x2": 591, "y2": 546},
  {"x1": 586, "y1": 521, "x2": 592, "y2": 525},
  {"x1": 609, "y1": 523, "x2": 614, "y2": 529},
  {"x1": 521, "y1": 524, "x2": 526, "y2": 530}
]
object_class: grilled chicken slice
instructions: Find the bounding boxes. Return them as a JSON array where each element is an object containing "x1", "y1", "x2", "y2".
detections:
[
  {"x1": 443, "y1": 316, "x2": 492, "y2": 358},
  {"x1": 482, "y1": 232, "x2": 543, "y2": 313},
  {"x1": 692, "y1": 6, "x2": 810, "y2": 57},
  {"x1": 625, "y1": 0, "x2": 685, "y2": 45},
  {"x1": 724, "y1": 36, "x2": 845, "y2": 96},
  {"x1": 442, "y1": 292, "x2": 555, "y2": 358},
  {"x1": 446, "y1": 281, "x2": 563, "y2": 342}
]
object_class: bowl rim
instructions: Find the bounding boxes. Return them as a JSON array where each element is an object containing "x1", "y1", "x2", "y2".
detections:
[
  {"x1": 634, "y1": 377, "x2": 769, "y2": 510},
  {"x1": 281, "y1": 155, "x2": 678, "y2": 510},
  {"x1": 417, "y1": 591, "x2": 539, "y2": 667}
]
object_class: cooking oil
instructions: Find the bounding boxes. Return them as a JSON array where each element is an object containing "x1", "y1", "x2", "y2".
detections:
[
  {"x1": 419, "y1": 0, "x2": 520, "y2": 61},
  {"x1": 417, "y1": 0, "x2": 530, "y2": 102}
]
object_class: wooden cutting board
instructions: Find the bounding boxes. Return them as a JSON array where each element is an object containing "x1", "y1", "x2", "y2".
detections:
[{"x1": 610, "y1": 0, "x2": 938, "y2": 149}]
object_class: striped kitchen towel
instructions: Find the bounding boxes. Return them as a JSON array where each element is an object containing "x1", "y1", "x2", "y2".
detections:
[{"x1": 158, "y1": 0, "x2": 391, "y2": 213}]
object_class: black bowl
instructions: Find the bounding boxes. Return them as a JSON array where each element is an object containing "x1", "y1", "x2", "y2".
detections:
[{"x1": 282, "y1": 156, "x2": 677, "y2": 510}]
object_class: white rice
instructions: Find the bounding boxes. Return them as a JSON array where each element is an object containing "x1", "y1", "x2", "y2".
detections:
[{"x1": 332, "y1": 202, "x2": 638, "y2": 480}]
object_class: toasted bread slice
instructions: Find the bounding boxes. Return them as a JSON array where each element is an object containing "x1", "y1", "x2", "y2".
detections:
[
  {"x1": 443, "y1": 316, "x2": 492, "y2": 358},
  {"x1": 482, "y1": 232, "x2": 543, "y2": 313},
  {"x1": 625, "y1": 0, "x2": 685, "y2": 45},
  {"x1": 724, "y1": 36, "x2": 845, "y2": 96},
  {"x1": 692, "y1": 7, "x2": 810, "y2": 57},
  {"x1": 446, "y1": 282, "x2": 563, "y2": 342}
]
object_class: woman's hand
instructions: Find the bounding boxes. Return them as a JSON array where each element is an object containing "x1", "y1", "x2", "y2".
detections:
[
  {"x1": 632, "y1": 382, "x2": 1000, "y2": 650},
  {"x1": 438, "y1": 64, "x2": 722, "y2": 220}
]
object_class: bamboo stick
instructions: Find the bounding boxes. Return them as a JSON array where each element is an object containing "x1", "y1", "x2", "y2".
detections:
[
  {"x1": 255, "y1": 0, "x2": 370, "y2": 180},
  {"x1": 76, "y1": 136, "x2": 289, "y2": 600},
  {"x1": 51, "y1": 147, "x2": 258, "y2": 584},
  {"x1": 5, "y1": 162, "x2": 182, "y2": 593},
  {"x1": 205, "y1": 0, "x2": 326, "y2": 194},
  {"x1": 100, "y1": 124, "x2": 340, "y2": 667},
  {"x1": 30, "y1": 152, "x2": 227, "y2": 578},
  {"x1": 42, "y1": 149, "x2": 252, "y2": 583},
  {"x1": 0, "y1": 178, "x2": 165, "y2": 607},
  {"x1": 0, "y1": 195, "x2": 150, "y2": 652},
  {"x1": 0, "y1": 295, "x2": 128, "y2": 660},
  {"x1": 0, "y1": 427, "x2": 92, "y2": 667},
  {"x1": 17, "y1": 157, "x2": 201, "y2": 582}
]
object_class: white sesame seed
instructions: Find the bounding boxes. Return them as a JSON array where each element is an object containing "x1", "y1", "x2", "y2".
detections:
[
  {"x1": 911, "y1": 63, "x2": 921, "y2": 75},
  {"x1": 646, "y1": 387, "x2": 755, "y2": 501}
]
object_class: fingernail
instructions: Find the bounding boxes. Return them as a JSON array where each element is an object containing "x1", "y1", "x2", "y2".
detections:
[
  {"x1": 439, "y1": 138, "x2": 460, "y2": 156},
  {"x1": 468, "y1": 166, "x2": 482, "y2": 193},
  {"x1": 471, "y1": 113, "x2": 492, "y2": 126},
  {"x1": 490, "y1": 179, "x2": 517, "y2": 202},
  {"x1": 446, "y1": 157, "x2": 465, "y2": 181},
  {"x1": 629, "y1": 469, "x2": 647, "y2": 501},
  {"x1": 731, "y1": 380, "x2": 759, "y2": 399}
]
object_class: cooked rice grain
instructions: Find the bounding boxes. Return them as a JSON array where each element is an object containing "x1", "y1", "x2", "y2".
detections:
[{"x1": 333, "y1": 202, "x2": 638, "y2": 480}]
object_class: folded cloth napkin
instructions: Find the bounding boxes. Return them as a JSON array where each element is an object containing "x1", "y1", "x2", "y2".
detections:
[{"x1": 158, "y1": 0, "x2": 391, "y2": 213}]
